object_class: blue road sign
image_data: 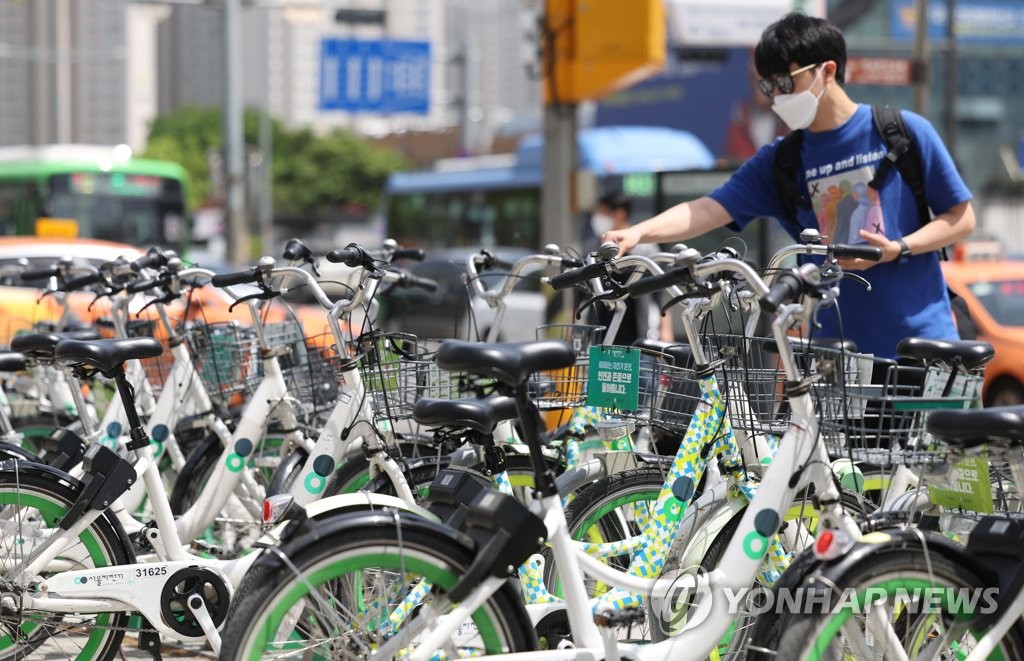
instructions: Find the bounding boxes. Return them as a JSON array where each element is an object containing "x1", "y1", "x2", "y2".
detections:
[{"x1": 320, "y1": 38, "x2": 430, "y2": 114}]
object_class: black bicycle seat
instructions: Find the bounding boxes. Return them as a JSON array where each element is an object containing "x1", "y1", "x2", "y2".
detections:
[
  {"x1": 55, "y1": 337, "x2": 163, "y2": 374},
  {"x1": 896, "y1": 337, "x2": 994, "y2": 372},
  {"x1": 11, "y1": 330, "x2": 100, "y2": 359},
  {"x1": 927, "y1": 405, "x2": 1024, "y2": 449},
  {"x1": 0, "y1": 352, "x2": 26, "y2": 373},
  {"x1": 413, "y1": 396, "x2": 518, "y2": 435},
  {"x1": 436, "y1": 340, "x2": 575, "y2": 387}
]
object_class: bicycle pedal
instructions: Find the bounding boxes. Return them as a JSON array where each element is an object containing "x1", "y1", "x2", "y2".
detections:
[
  {"x1": 190, "y1": 540, "x2": 224, "y2": 557},
  {"x1": 593, "y1": 607, "x2": 645, "y2": 629}
]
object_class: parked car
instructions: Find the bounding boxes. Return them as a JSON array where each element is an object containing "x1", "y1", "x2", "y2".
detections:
[
  {"x1": 941, "y1": 240, "x2": 1024, "y2": 406},
  {"x1": 380, "y1": 247, "x2": 547, "y2": 343},
  {"x1": 0, "y1": 237, "x2": 331, "y2": 345}
]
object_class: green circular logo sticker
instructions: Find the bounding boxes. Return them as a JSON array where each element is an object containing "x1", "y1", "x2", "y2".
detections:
[
  {"x1": 743, "y1": 530, "x2": 768, "y2": 560},
  {"x1": 226, "y1": 454, "x2": 244, "y2": 473},
  {"x1": 304, "y1": 473, "x2": 325, "y2": 494}
]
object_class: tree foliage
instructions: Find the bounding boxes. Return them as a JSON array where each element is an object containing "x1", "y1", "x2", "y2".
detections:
[{"x1": 142, "y1": 106, "x2": 408, "y2": 218}]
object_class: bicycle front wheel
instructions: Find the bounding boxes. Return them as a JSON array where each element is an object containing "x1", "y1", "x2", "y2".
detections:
[
  {"x1": 774, "y1": 544, "x2": 1024, "y2": 660},
  {"x1": 0, "y1": 462, "x2": 133, "y2": 660},
  {"x1": 221, "y1": 512, "x2": 536, "y2": 660}
]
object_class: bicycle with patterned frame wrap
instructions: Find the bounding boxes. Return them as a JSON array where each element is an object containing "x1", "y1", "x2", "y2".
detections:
[{"x1": 215, "y1": 252, "x2": 895, "y2": 660}]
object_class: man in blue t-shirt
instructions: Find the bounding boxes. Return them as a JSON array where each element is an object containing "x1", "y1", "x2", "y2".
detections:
[{"x1": 602, "y1": 12, "x2": 975, "y2": 359}]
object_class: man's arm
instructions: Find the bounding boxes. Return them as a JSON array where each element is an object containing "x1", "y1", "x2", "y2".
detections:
[
  {"x1": 852, "y1": 200, "x2": 976, "y2": 267},
  {"x1": 601, "y1": 196, "x2": 735, "y2": 255}
]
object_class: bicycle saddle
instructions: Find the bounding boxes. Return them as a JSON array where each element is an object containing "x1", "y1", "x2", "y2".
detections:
[
  {"x1": 0, "y1": 352, "x2": 26, "y2": 373},
  {"x1": 54, "y1": 337, "x2": 163, "y2": 375},
  {"x1": 436, "y1": 340, "x2": 575, "y2": 387},
  {"x1": 11, "y1": 330, "x2": 100, "y2": 359},
  {"x1": 896, "y1": 337, "x2": 995, "y2": 372},
  {"x1": 413, "y1": 396, "x2": 518, "y2": 435},
  {"x1": 927, "y1": 405, "x2": 1024, "y2": 449}
]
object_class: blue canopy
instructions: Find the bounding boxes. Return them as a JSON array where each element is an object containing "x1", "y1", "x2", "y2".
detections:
[{"x1": 517, "y1": 125, "x2": 715, "y2": 174}]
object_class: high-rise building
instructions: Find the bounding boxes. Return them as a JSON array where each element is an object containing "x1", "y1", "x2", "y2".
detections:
[
  {"x1": 0, "y1": 0, "x2": 539, "y2": 154},
  {"x1": 0, "y1": 0, "x2": 164, "y2": 150}
]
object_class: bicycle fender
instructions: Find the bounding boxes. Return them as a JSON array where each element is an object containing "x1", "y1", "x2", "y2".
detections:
[
  {"x1": 265, "y1": 509, "x2": 477, "y2": 564},
  {"x1": 672, "y1": 482, "x2": 746, "y2": 571},
  {"x1": 256, "y1": 492, "x2": 441, "y2": 547},
  {"x1": 806, "y1": 527, "x2": 992, "y2": 588},
  {"x1": 0, "y1": 459, "x2": 136, "y2": 562}
]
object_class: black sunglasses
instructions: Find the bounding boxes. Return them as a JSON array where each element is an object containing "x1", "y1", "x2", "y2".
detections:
[{"x1": 757, "y1": 63, "x2": 819, "y2": 99}]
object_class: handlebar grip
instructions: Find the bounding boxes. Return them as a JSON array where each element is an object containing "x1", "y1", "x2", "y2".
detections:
[
  {"x1": 548, "y1": 262, "x2": 607, "y2": 290},
  {"x1": 131, "y1": 247, "x2": 168, "y2": 272},
  {"x1": 626, "y1": 268, "x2": 688, "y2": 298},
  {"x1": 326, "y1": 244, "x2": 372, "y2": 268},
  {"x1": 402, "y1": 273, "x2": 439, "y2": 293},
  {"x1": 282, "y1": 238, "x2": 312, "y2": 262},
  {"x1": 211, "y1": 267, "x2": 260, "y2": 288},
  {"x1": 126, "y1": 277, "x2": 160, "y2": 294},
  {"x1": 391, "y1": 248, "x2": 425, "y2": 262},
  {"x1": 62, "y1": 273, "x2": 103, "y2": 292},
  {"x1": 561, "y1": 255, "x2": 584, "y2": 269},
  {"x1": 759, "y1": 271, "x2": 805, "y2": 314},
  {"x1": 832, "y1": 244, "x2": 884, "y2": 262},
  {"x1": 21, "y1": 266, "x2": 59, "y2": 282},
  {"x1": 474, "y1": 250, "x2": 515, "y2": 272}
]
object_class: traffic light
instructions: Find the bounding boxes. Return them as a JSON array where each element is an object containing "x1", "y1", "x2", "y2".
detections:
[{"x1": 542, "y1": 0, "x2": 666, "y2": 105}]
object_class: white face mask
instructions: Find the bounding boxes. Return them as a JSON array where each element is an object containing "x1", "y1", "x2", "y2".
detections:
[
  {"x1": 590, "y1": 212, "x2": 615, "y2": 237},
  {"x1": 771, "y1": 68, "x2": 825, "y2": 131}
]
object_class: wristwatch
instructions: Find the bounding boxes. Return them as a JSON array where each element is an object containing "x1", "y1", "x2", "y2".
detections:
[{"x1": 896, "y1": 238, "x2": 912, "y2": 263}]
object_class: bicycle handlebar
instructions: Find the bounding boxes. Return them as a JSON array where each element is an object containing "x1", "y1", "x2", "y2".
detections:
[
  {"x1": 210, "y1": 267, "x2": 261, "y2": 288},
  {"x1": 465, "y1": 247, "x2": 569, "y2": 304}
]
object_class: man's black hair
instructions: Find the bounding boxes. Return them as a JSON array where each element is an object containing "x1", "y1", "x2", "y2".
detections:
[
  {"x1": 597, "y1": 190, "x2": 631, "y2": 216},
  {"x1": 754, "y1": 12, "x2": 846, "y2": 85}
]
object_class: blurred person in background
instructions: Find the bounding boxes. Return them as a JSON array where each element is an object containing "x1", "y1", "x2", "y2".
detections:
[{"x1": 587, "y1": 190, "x2": 675, "y2": 345}]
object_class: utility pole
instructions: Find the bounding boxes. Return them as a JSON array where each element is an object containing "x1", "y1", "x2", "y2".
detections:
[
  {"x1": 944, "y1": 0, "x2": 958, "y2": 158},
  {"x1": 224, "y1": 0, "x2": 247, "y2": 266},
  {"x1": 912, "y1": 0, "x2": 930, "y2": 116}
]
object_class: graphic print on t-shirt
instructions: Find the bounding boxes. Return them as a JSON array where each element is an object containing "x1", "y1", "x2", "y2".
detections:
[{"x1": 807, "y1": 165, "x2": 883, "y2": 244}]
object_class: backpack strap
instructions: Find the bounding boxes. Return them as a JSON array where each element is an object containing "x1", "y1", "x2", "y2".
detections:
[
  {"x1": 771, "y1": 129, "x2": 811, "y2": 235},
  {"x1": 869, "y1": 105, "x2": 931, "y2": 228}
]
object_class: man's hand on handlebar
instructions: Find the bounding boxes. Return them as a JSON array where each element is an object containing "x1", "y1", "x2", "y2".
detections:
[{"x1": 600, "y1": 226, "x2": 642, "y2": 257}]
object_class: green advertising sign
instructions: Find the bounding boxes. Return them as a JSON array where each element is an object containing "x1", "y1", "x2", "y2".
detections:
[
  {"x1": 929, "y1": 455, "x2": 994, "y2": 514},
  {"x1": 587, "y1": 346, "x2": 641, "y2": 411}
]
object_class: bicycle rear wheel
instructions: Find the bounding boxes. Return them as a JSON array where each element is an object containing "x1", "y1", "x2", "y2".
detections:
[{"x1": 221, "y1": 512, "x2": 536, "y2": 659}]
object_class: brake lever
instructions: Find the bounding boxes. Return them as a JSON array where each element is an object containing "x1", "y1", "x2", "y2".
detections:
[
  {"x1": 574, "y1": 288, "x2": 625, "y2": 320},
  {"x1": 658, "y1": 281, "x2": 719, "y2": 314},
  {"x1": 228, "y1": 288, "x2": 280, "y2": 313},
  {"x1": 88, "y1": 289, "x2": 116, "y2": 313},
  {"x1": 138, "y1": 290, "x2": 180, "y2": 316}
]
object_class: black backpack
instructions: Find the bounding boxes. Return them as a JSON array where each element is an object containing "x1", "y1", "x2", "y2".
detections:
[{"x1": 771, "y1": 105, "x2": 976, "y2": 340}]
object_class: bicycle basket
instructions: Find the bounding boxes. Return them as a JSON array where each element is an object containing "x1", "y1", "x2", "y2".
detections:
[
  {"x1": 355, "y1": 332, "x2": 489, "y2": 420},
  {"x1": 184, "y1": 321, "x2": 260, "y2": 406},
  {"x1": 264, "y1": 321, "x2": 339, "y2": 414},
  {"x1": 704, "y1": 334, "x2": 789, "y2": 435},
  {"x1": 528, "y1": 325, "x2": 603, "y2": 411},
  {"x1": 810, "y1": 345, "x2": 982, "y2": 467}
]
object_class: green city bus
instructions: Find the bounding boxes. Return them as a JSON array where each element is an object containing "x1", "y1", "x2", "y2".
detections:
[{"x1": 0, "y1": 144, "x2": 190, "y2": 253}]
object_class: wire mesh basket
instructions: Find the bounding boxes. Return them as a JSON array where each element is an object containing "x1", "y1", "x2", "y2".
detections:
[
  {"x1": 528, "y1": 324, "x2": 604, "y2": 410},
  {"x1": 97, "y1": 317, "x2": 175, "y2": 397},
  {"x1": 703, "y1": 334, "x2": 788, "y2": 434},
  {"x1": 264, "y1": 321, "x2": 339, "y2": 414},
  {"x1": 354, "y1": 332, "x2": 490, "y2": 420},
  {"x1": 184, "y1": 321, "x2": 260, "y2": 407},
  {"x1": 808, "y1": 345, "x2": 983, "y2": 467}
]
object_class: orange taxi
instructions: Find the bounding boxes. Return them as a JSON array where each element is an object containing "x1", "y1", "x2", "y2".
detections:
[
  {"x1": 0, "y1": 237, "x2": 333, "y2": 347},
  {"x1": 942, "y1": 241, "x2": 1024, "y2": 406}
]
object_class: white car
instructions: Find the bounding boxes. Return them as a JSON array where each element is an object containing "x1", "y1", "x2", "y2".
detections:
[{"x1": 381, "y1": 247, "x2": 547, "y2": 343}]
